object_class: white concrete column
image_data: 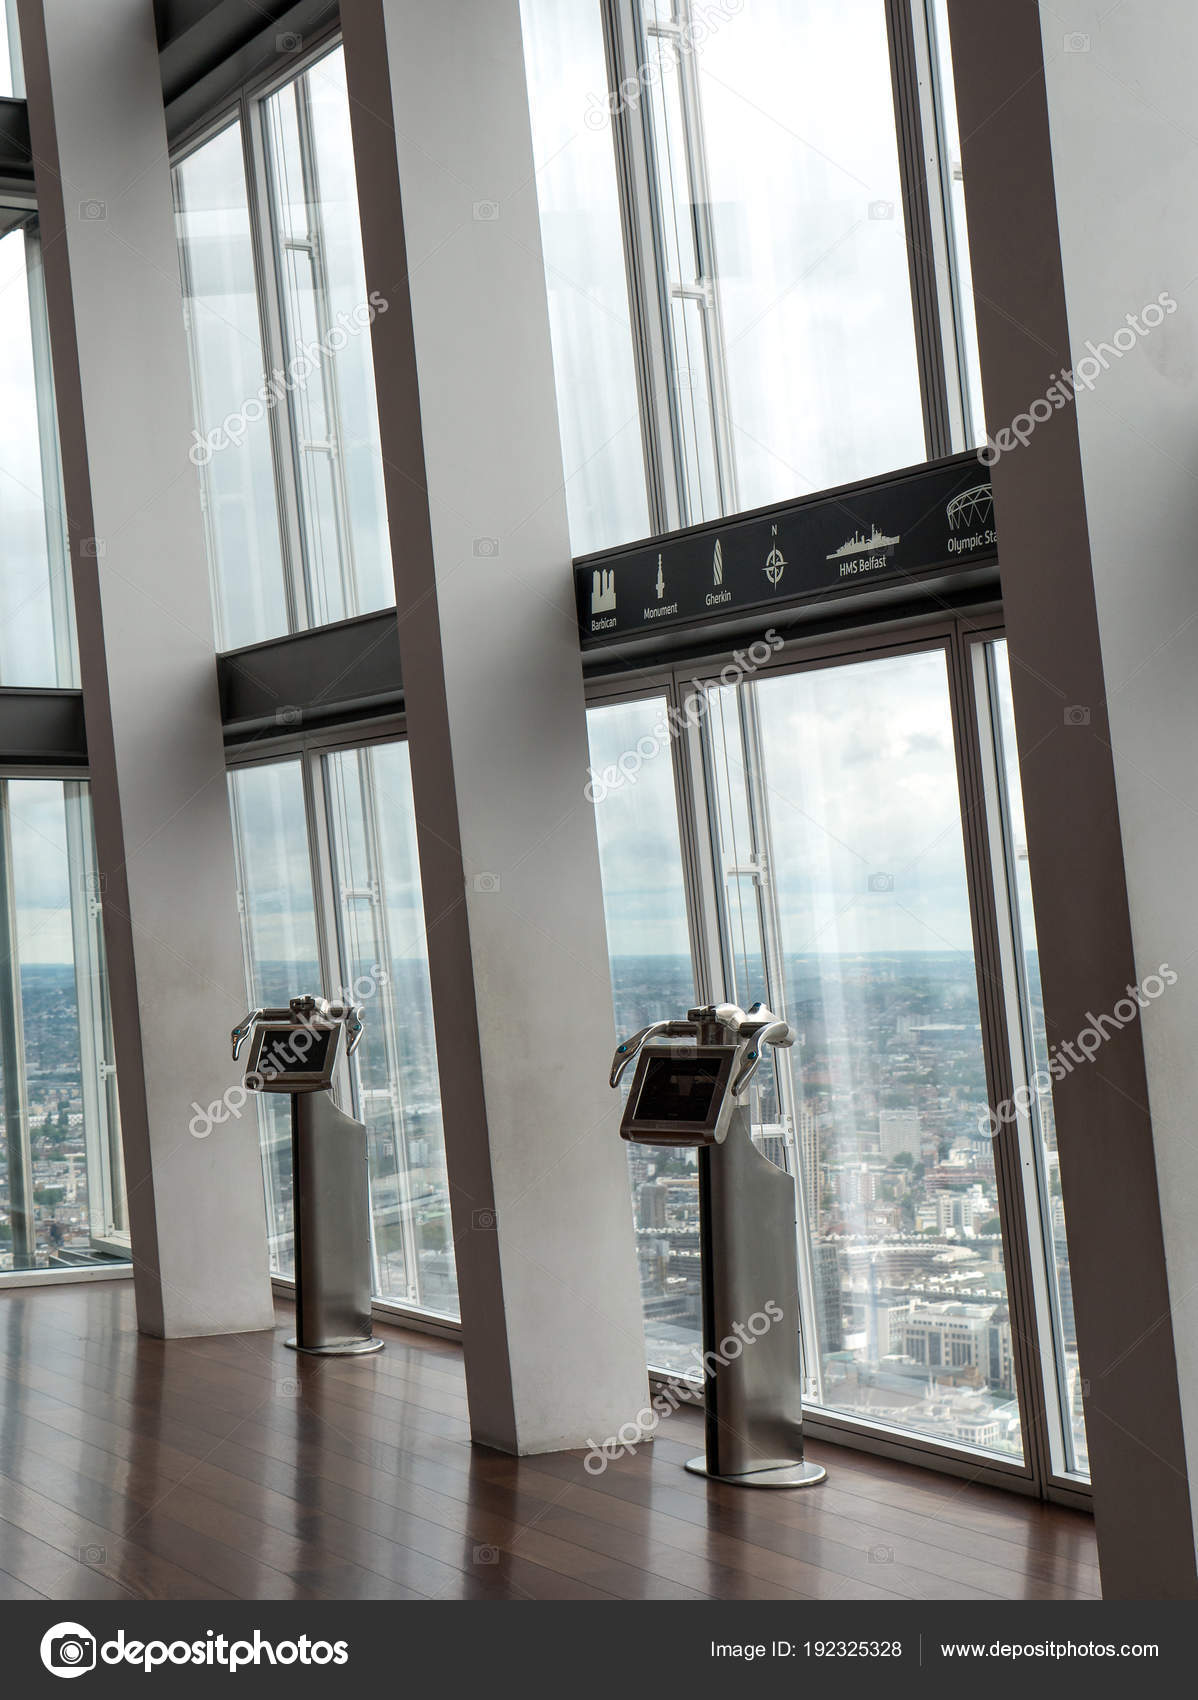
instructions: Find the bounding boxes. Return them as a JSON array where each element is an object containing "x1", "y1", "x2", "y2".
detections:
[
  {"x1": 340, "y1": 0, "x2": 647, "y2": 1453},
  {"x1": 17, "y1": 0, "x2": 274, "y2": 1337},
  {"x1": 948, "y1": 0, "x2": 1198, "y2": 1594},
  {"x1": 1033, "y1": 0, "x2": 1198, "y2": 1560}
]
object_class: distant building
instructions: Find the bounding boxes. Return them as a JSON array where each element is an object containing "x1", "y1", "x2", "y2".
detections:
[
  {"x1": 878, "y1": 1109, "x2": 920, "y2": 1162},
  {"x1": 799, "y1": 1104, "x2": 821, "y2": 1229},
  {"x1": 814, "y1": 1242, "x2": 844, "y2": 1353},
  {"x1": 902, "y1": 1300, "x2": 1014, "y2": 1391},
  {"x1": 636, "y1": 1181, "x2": 667, "y2": 1232}
]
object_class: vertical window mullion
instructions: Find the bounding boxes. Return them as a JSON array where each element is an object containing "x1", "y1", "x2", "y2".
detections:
[
  {"x1": 972, "y1": 639, "x2": 1085, "y2": 1482},
  {"x1": 242, "y1": 90, "x2": 310, "y2": 634},
  {"x1": 949, "y1": 627, "x2": 1065, "y2": 1491},
  {"x1": 602, "y1": 0, "x2": 686, "y2": 531}
]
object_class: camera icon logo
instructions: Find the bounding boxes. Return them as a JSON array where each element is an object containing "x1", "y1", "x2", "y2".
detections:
[
  {"x1": 473, "y1": 200, "x2": 501, "y2": 222},
  {"x1": 473, "y1": 872, "x2": 501, "y2": 894},
  {"x1": 473, "y1": 537, "x2": 500, "y2": 557},
  {"x1": 1063, "y1": 32, "x2": 1090, "y2": 53},
  {"x1": 1063, "y1": 704, "x2": 1090, "y2": 726},
  {"x1": 867, "y1": 872, "x2": 894, "y2": 893},
  {"x1": 868, "y1": 199, "x2": 895, "y2": 221},
  {"x1": 40, "y1": 1622, "x2": 97, "y2": 1678}
]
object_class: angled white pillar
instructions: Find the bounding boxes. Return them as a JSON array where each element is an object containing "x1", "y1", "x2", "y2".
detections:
[
  {"x1": 341, "y1": 0, "x2": 647, "y2": 1452},
  {"x1": 948, "y1": 0, "x2": 1198, "y2": 1595},
  {"x1": 18, "y1": 0, "x2": 274, "y2": 1337}
]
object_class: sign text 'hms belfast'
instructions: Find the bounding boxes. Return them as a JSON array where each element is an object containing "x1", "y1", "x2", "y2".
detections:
[{"x1": 574, "y1": 454, "x2": 997, "y2": 649}]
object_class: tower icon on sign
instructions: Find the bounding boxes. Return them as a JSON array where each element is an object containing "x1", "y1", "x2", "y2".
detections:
[
  {"x1": 656, "y1": 553, "x2": 665, "y2": 600},
  {"x1": 591, "y1": 568, "x2": 616, "y2": 615},
  {"x1": 764, "y1": 524, "x2": 786, "y2": 589},
  {"x1": 713, "y1": 538, "x2": 723, "y2": 586}
]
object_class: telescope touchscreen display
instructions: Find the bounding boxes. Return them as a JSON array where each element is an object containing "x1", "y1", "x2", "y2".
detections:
[
  {"x1": 635, "y1": 1055, "x2": 723, "y2": 1123},
  {"x1": 256, "y1": 1026, "x2": 334, "y2": 1078}
]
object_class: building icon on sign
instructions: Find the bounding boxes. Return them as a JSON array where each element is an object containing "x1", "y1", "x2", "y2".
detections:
[{"x1": 591, "y1": 568, "x2": 616, "y2": 614}]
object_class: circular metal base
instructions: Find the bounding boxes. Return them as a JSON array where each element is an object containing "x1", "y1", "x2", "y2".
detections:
[
  {"x1": 285, "y1": 1336, "x2": 384, "y2": 1356},
  {"x1": 685, "y1": 1454, "x2": 827, "y2": 1488}
]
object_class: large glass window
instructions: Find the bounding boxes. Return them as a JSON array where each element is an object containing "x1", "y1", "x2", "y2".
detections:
[
  {"x1": 175, "y1": 46, "x2": 392, "y2": 649},
  {"x1": 262, "y1": 49, "x2": 391, "y2": 627},
  {"x1": 0, "y1": 220, "x2": 76, "y2": 686},
  {"x1": 229, "y1": 741, "x2": 457, "y2": 1318},
  {"x1": 646, "y1": 0, "x2": 925, "y2": 516},
  {"x1": 744, "y1": 650, "x2": 1021, "y2": 1457},
  {"x1": 0, "y1": 781, "x2": 124, "y2": 1271},
  {"x1": 175, "y1": 122, "x2": 290, "y2": 648},
  {"x1": 523, "y1": 1, "x2": 988, "y2": 549},
  {"x1": 323, "y1": 742, "x2": 456, "y2": 1315},
  {"x1": 228, "y1": 759, "x2": 320, "y2": 1276},
  {"x1": 520, "y1": 0, "x2": 652, "y2": 555},
  {"x1": 587, "y1": 696, "x2": 698, "y2": 1373},
  {"x1": 584, "y1": 636, "x2": 1091, "y2": 1483}
]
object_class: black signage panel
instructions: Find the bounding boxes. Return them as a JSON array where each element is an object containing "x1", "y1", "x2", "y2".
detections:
[{"x1": 574, "y1": 453, "x2": 996, "y2": 648}]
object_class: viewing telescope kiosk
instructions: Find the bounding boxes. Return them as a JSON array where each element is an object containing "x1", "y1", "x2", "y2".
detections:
[
  {"x1": 232, "y1": 995, "x2": 382, "y2": 1357},
  {"x1": 612, "y1": 1002, "x2": 824, "y2": 1488}
]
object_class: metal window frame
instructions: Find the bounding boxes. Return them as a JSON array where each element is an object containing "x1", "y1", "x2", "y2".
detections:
[
  {"x1": 170, "y1": 21, "x2": 369, "y2": 649},
  {"x1": 967, "y1": 631, "x2": 1090, "y2": 1487},
  {"x1": 585, "y1": 610, "x2": 1092, "y2": 1506}
]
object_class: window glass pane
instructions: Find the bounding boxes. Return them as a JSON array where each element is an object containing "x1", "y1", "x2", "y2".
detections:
[
  {"x1": 0, "y1": 224, "x2": 76, "y2": 686},
  {"x1": 228, "y1": 760, "x2": 321, "y2": 1278},
  {"x1": 671, "y1": 294, "x2": 721, "y2": 522},
  {"x1": 587, "y1": 696, "x2": 698, "y2": 1374},
  {"x1": 647, "y1": 0, "x2": 925, "y2": 511},
  {"x1": 263, "y1": 48, "x2": 392, "y2": 627},
  {"x1": 930, "y1": 0, "x2": 986, "y2": 445},
  {"x1": 0, "y1": 3, "x2": 21, "y2": 97},
  {"x1": 754, "y1": 650, "x2": 1023, "y2": 1458},
  {"x1": 324, "y1": 742, "x2": 457, "y2": 1318},
  {"x1": 646, "y1": 42, "x2": 698, "y2": 287},
  {"x1": 174, "y1": 122, "x2": 290, "y2": 649},
  {"x1": 0, "y1": 781, "x2": 123, "y2": 1270},
  {"x1": 988, "y1": 640, "x2": 1088, "y2": 1474},
  {"x1": 520, "y1": 0, "x2": 651, "y2": 555}
]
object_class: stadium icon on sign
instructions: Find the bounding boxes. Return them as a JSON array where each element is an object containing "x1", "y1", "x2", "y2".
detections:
[{"x1": 946, "y1": 484, "x2": 994, "y2": 531}]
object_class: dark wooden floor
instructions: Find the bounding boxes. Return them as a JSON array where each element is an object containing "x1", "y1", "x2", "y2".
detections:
[{"x1": 0, "y1": 1283, "x2": 1099, "y2": 1602}]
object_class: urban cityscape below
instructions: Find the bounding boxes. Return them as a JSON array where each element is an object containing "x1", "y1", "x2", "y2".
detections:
[{"x1": 613, "y1": 948, "x2": 1085, "y2": 1468}]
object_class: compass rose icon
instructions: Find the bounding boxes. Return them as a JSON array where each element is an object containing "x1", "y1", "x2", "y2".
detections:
[{"x1": 764, "y1": 524, "x2": 786, "y2": 589}]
